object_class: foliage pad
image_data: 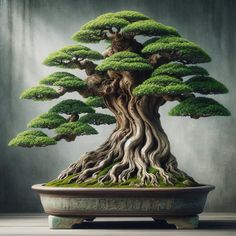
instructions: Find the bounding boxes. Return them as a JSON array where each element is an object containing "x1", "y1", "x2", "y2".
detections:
[
  {"x1": 185, "y1": 76, "x2": 228, "y2": 94},
  {"x1": 96, "y1": 51, "x2": 152, "y2": 72},
  {"x1": 152, "y1": 62, "x2": 209, "y2": 77},
  {"x1": 79, "y1": 113, "x2": 116, "y2": 125},
  {"x1": 169, "y1": 97, "x2": 231, "y2": 117},
  {"x1": 123, "y1": 20, "x2": 179, "y2": 37},
  {"x1": 56, "y1": 121, "x2": 98, "y2": 136},
  {"x1": 142, "y1": 39, "x2": 211, "y2": 64},
  {"x1": 85, "y1": 96, "x2": 106, "y2": 108},
  {"x1": 27, "y1": 112, "x2": 67, "y2": 129},
  {"x1": 8, "y1": 130, "x2": 56, "y2": 147},
  {"x1": 49, "y1": 99, "x2": 95, "y2": 115},
  {"x1": 20, "y1": 86, "x2": 60, "y2": 101}
]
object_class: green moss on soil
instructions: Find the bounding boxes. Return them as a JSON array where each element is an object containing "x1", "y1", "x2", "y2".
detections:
[{"x1": 46, "y1": 166, "x2": 199, "y2": 188}]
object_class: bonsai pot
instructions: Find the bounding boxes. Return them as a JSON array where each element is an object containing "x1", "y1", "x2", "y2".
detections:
[{"x1": 32, "y1": 184, "x2": 214, "y2": 229}]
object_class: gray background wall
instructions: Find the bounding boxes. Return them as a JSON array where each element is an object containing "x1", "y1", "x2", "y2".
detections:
[{"x1": 0, "y1": 0, "x2": 235, "y2": 212}]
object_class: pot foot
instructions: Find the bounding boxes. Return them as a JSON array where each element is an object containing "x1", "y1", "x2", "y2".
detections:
[
  {"x1": 48, "y1": 215, "x2": 84, "y2": 229},
  {"x1": 153, "y1": 215, "x2": 199, "y2": 229}
]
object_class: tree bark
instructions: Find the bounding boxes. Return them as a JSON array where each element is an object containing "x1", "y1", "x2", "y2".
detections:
[{"x1": 57, "y1": 71, "x2": 195, "y2": 186}]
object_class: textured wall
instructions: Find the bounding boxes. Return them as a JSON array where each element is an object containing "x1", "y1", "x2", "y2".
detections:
[{"x1": 0, "y1": 0, "x2": 235, "y2": 212}]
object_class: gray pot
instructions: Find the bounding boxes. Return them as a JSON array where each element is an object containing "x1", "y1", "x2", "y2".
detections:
[{"x1": 32, "y1": 184, "x2": 214, "y2": 229}]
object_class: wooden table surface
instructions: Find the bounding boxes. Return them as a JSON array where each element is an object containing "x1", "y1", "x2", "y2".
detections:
[{"x1": 0, "y1": 213, "x2": 236, "y2": 236}]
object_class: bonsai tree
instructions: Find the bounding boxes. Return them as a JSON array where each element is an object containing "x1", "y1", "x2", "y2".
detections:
[{"x1": 9, "y1": 10, "x2": 230, "y2": 188}]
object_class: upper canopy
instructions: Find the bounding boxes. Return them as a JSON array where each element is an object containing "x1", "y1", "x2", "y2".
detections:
[{"x1": 72, "y1": 11, "x2": 179, "y2": 43}]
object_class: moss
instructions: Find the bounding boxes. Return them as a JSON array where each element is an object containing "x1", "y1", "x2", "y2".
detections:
[
  {"x1": 8, "y1": 130, "x2": 56, "y2": 147},
  {"x1": 85, "y1": 96, "x2": 106, "y2": 108},
  {"x1": 133, "y1": 83, "x2": 192, "y2": 96},
  {"x1": 152, "y1": 62, "x2": 209, "y2": 77},
  {"x1": 96, "y1": 51, "x2": 152, "y2": 72},
  {"x1": 39, "y1": 72, "x2": 78, "y2": 85},
  {"x1": 27, "y1": 112, "x2": 67, "y2": 129},
  {"x1": 142, "y1": 41, "x2": 211, "y2": 64},
  {"x1": 46, "y1": 170, "x2": 198, "y2": 188},
  {"x1": 56, "y1": 121, "x2": 98, "y2": 136},
  {"x1": 49, "y1": 99, "x2": 95, "y2": 115},
  {"x1": 79, "y1": 113, "x2": 116, "y2": 125},
  {"x1": 53, "y1": 77, "x2": 87, "y2": 91},
  {"x1": 185, "y1": 76, "x2": 229, "y2": 94},
  {"x1": 169, "y1": 97, "x2": 231, "y2": 117},
  {"x1": 123, "y1": 19, "x2": 180, "y2": 37},
  {"x1": 20, "y1": 86, "x2": 59, "y2": 101}
]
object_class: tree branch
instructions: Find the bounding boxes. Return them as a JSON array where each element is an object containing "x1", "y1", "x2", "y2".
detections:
[{"x1": 75, "y1": 60, "x2": 97, "y2": 76}]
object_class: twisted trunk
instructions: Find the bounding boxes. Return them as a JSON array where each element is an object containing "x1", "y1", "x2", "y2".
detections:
[{"x1": 57, "y1": 71, "x2": 195, "y2": 187}]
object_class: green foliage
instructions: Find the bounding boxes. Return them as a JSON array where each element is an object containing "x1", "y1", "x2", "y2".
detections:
[
  {"x1": 59, "y1": 45, "x2": 103, "y2": 60},
  {"x1": 53, "y1": 77, "x2": 87, "y2": 91},
  {"x1": 143, "y1": 36, "x2": 188, "y2": 47},
  {"x1": 39, "y1": 72, "x2": 87, "y2": 91},
  {"x1": 96, "y1": 51, "x2": 152, "y2": 72},
  {"x1": 113, "y1": 10, "x2": 149, "y2": 22},
  {"x1": 122, "y1": 20, "x2": 180, "y2": 37},
  {"x1": 49, "y1": 99, "x2": 95, "y2": 115},
  {"x1": 27, "y1": 112, "x2": 67, "y2": 129},
  {"x1": 169, "y1": 97, "x2": 231, "y2": 117},
  {"x1": 43, "y1": 51, "x2": 76, "y2": 68},
  {"x1": 79, "y1": 113, "x2": 116, "y2": 125},
  {"x1": 142, "y1": 40, "x2": 211, "y2": 64},
  {"x1": 85, "y1": 96, "x2": 106, "y2": 108},
  {"x1": 56, "y1": 121, "x2": 98, "y2": 136},
  {"x1": 81, "y1": 14, "x2": 129, "y2": 31},
  {"x1": 72, "y1": 29, "x2": 102, "y2": 43},
  {"x1": 152, "y1": 62, "x2": 209, "y2": 77},
  {"x1": 185, "y1": 76, "x2": 229, "y2": 94},
  {"x1": 39, "y1": 72, "x2": 77, "y2": 85},
  {"x1": 8, "y1": 130, "x2": 56, "y2": 147},
  {"x1": 133, "y1": 83, "x2": 192, "y2": 96},
  {"x1": 43, "y1": 45, "x2": 103, "y2": 69},
  {"x1": 143, "y1": 75, "x2": 183, "y2": 86},
  {"x1": 20, "y1": 86, "x2": 59, "y2": 101},
  {"x1": 72, "y1": 11, "x2": 149, "y2": 43}
]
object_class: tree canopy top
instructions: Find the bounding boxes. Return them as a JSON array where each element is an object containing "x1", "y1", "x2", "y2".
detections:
[
  {"x1": 49, "y1": 99, "x2": 95, "y2": 115},
  {"x1": 142, "y1": 37, "x2": 211, "y2": 64},
  {"x1": 27, "y1": 112, "x2": 67, "y2": 129},
  {"x1": 20, "y1": 86, "x2": 60, "y2": 101},
  {"x1": 152, "y1": 62, "x2": 209, "y2": 77},
  {"x1": 56, "y1": 121, "x2": 98, "y2": 136},
  {"x1": 122, "y1": 20, "x2": 180, "y2": 37},
  {"x1": 8, "y1": 130, "x2": 56, "y2": 147},
  {"x1": 96, "y1": 51, "x2": 153, "y2": 72},
  {"x1": 185, "y1": 76, "x2": 229, "y2": 95},
  {"x1": 169, "y1": 97, "x2": 230, "y2": 118}
]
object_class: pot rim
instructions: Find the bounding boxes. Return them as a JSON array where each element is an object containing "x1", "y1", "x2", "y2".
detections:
[{"x1": 32, "y1": 183, "x2": 215, "y2": 194}]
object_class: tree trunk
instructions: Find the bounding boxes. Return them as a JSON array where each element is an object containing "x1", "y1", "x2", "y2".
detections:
[{"x1": 57, "y1": 71, "x2": 196, "y2": 187}]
